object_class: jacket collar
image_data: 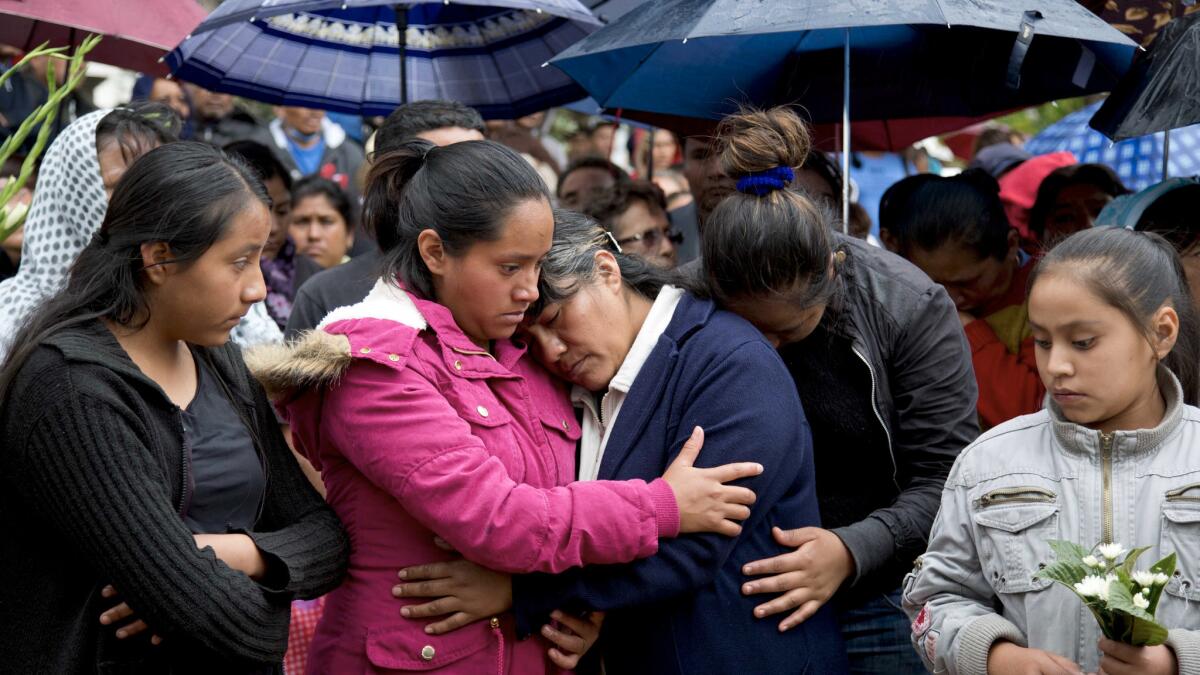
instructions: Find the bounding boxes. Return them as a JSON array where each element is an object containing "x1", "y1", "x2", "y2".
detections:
[
  {"x1": 318, "y1": 278, "x2": 526, "y2": 374},
  {"x1": 44, "y1": 319, "x2": 255, "y2": 406},
  {"x1": 1049, "y1": 366, "x2": 1185, "y2": 457}
]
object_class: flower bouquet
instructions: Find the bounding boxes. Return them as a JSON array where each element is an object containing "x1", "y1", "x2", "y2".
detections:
[{"x1": 1036, "y1": 541, "x2": 1175, "y2": 646}]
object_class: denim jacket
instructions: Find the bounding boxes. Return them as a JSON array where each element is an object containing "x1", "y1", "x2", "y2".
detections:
[{"x1": 903, "y1": 368, "x2": 1200, "y2": 674}]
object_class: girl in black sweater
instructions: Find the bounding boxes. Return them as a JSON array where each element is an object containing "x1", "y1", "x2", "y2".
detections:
[{"x1": 0, "y1": 142, "x2": 348, "y2": 674}]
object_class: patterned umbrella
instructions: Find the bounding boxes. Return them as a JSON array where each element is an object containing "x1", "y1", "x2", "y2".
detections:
[
  {"x1": 166, "y1": 0, "x2": 599, "y2": 119},
  {"x1": 1025, "y1": 99, "x2": 1200, "y2": 190}
]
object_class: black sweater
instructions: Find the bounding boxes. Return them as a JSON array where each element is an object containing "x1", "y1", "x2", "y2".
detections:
[{"x1": 0, "y1": 320, "x2": 349, "y2": 674}]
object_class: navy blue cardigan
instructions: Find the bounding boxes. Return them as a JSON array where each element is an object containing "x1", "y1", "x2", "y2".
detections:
[{"x1": 513, "y1": 293, "x2": 849, "y2": 674}]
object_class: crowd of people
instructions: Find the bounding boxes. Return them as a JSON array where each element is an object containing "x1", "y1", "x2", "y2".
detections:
[{"x1": 1, "y1": 63, "x2": 1200, "y2": 675}]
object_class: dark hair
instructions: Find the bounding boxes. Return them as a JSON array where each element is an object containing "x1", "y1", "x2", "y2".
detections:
[
  {"x1": 366, "y1": 139, "x2": 549, "y2": 298},
  {"x1": 1135, "y1": 183, "x2": 1200, "y2": 253},
  {"x1": 878, "y1": 173, "x2": 939, "y2": 241},
  {"x1": 1029, "y1": 227, "x2": 1200, "y2": 405},
  {"x1": 292, "y1": 175, "x2": 355, "y2": 231},
  {"x1": 556, "y1": 157, "x2": 630, "y2": 198},
  {"x1": 223, "y1": 139, "x2": 292, "y2": 191},
  {"x1": 702, "y1": 107, "x2": 838, "y2": 308},
  {"x1": 96, "y1": 102, "x2": 179, "y2": 165},
  {"x1": 533, "y1": 209, "x2": 678, "y2": 316},
  {"x1": 0, "y1": 142, "x2": 268, "y2": 404},
  {"x1": 1029, "y1": 163, "x2": 1129, "y2": 243},
  {"x1": 375, "y1": 100, "x2": 485, "y2": 157},
  {"x1": 973, "y1": 126, "x2": 1018, "y2": 155},
  {"x1": 581, "y1": 180, "x2": 667, "y2": 233},
  {"x1": 797, "y1": 149, "x2": 842, "y2": 209},
  {"x1": 891, "y1": 169, "x2": 1013, "y2": 261}
]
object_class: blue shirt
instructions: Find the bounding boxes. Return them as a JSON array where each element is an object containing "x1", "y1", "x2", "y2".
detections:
[{"x1": 286, "y1": 135, "x2": 326, "y2": 176}]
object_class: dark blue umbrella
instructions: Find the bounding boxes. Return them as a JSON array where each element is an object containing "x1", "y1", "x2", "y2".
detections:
[
  {"x1": 548, "y1": 0, "x2": 1138, "y2": 227},
  {"x1": 166, "y1": 0, "x2": 599, "y2": 119}
]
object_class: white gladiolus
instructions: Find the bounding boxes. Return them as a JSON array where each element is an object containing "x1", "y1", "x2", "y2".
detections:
[
  {"x1": 1075, "y1": 575, "x2": 1112, "y2": 600},
  {"x1": 1133, "y1": 592, "x2": 1151, "y2": 610},
  {"x1": 0, "y1": 201, "x2": 28, "y2": 231},
  {"x1": 1082, "y1": 555, "x2": 1103, "y2": 568},
  {"x1": 1097, "y1": 543, "x2": 1127, "y2": 560}
]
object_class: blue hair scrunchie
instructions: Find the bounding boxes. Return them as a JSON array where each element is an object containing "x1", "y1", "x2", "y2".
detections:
[{"x1": 735, "y1": 166, "x2": 794, "y2": 196}]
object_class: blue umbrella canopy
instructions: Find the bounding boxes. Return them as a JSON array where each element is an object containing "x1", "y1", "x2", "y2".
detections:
[
  {"x1": 549, "y1": 0, "x2": 1137, "y2": 123},
  {"x1": 167, "y1": 0, "x2": 599, "y2": 118},
  {"x1": 1026, "y1": 100, "x2": 1200, "y2": 191}
]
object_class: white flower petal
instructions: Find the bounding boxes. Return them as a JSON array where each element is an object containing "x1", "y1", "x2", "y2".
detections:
[{"x1": 1097, "y1": 543, "x2": 1127, "y2": 560}]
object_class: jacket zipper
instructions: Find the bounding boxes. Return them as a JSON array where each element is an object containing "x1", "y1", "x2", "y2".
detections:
[
  {"x1": 1100, "y1": 431, "x2": 1114, "y2": 544},
  {"x1": 978, "y1": 486, "x2": 1056, "y2": 508},
  {"x1": 1166, "y1": 482, "x2": 1200, "y2": 503},
  {"x1": 490, "y1": 617, "x2": 504, "y2": 675},
  {"x1": 850, "y1": 345, "x2": 897, "y2": 490},
  {"x1": 176, "y1": 410, "x2": 193, "y2": 518}
]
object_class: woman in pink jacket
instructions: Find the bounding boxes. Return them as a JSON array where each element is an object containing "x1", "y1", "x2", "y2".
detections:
[{"x1": 249, "y1": 139, "x2": 761, "y2": 674}]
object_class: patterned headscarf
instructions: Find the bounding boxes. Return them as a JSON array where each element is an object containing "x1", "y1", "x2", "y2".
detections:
[
  {"x1": 0, "y1": 109, "x2": 110, "y2": 354},
  {"x1": 0, "y1": 109, "x2": 282, "y2": 356}
]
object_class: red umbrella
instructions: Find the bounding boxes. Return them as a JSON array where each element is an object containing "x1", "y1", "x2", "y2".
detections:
[{"x1": 0, "y1": 0, "x2": 207, "y2": 76}]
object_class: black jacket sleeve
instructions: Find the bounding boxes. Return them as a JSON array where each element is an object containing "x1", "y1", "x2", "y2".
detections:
[{"x1": 832, "y1": 284, "x2": 979, "y2": 584}]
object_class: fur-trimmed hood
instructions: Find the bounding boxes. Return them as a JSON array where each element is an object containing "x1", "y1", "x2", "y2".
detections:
[{"x1": 245, "y1": 280, "x2": 426, "y2": 400}]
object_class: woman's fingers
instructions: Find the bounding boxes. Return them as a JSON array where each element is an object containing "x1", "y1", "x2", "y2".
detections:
[
  {"x1": 392, "y1": 578, "x2": 455, "y2": 598},
  {"x1": 116, "y1": 619, "x2": 149, "y2": 639},
  {"x1": 708, "y1": 462, "x2": 764, "y2": 486},
  {"x1": 542, "y1": 623, "x2": 587, "y2": 655},
  {"x1": 722, "y1": 503, "x2": 752, "y2": 521},
  {"x1": 778, "y1": 601, "x2": 823, "y2": 632},
  {"x1": 713, "y1": 519, "x2": 743, "y2": 537},
  {"x1": 400, "y1": 597, "x2": 459, "y2": 619},
  {"x1": 753, "y1": 587, "x2": 818, "y2": 619},
  {"x1": 101, "y1": 585, "x2": 117, "y2": 599},
  {"x1": 398, "y1": 562, "x2": 455, "y2": 581},
  {"x1": 673, "y1": 427, "x2": 704, "y2": 467},
  {"x1": 99, "y1": 602, "x2": 135, "y2": 626},
  {"x1": 742, "y1": 570, "x2": 806, "y2": 596},
  {"x1": 550, "y1": 611, "x2": 593, "y2": 638},
  {"x1": 547, "y1": 647, "x2": 582, "y2": 670},
  {"x1": 424, "y1": 612, "x2": 477, "y2": 635}
]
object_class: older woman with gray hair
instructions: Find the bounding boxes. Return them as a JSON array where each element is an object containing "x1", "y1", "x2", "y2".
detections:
[{"x1": 392, "y1": 210, "x2": 848, "y2": 674}]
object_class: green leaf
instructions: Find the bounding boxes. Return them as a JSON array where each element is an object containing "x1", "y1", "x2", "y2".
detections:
[
  {"x1": 1145, "y1": 552, "x2": 1177, "y2": 615},
  {"x1": 1048, "y1": 540, "x2": 1090, "y2": 566},
  {"x1": 1034, "y1": 560, "x2": 1088, "y2": 587},
  {"x1": 1107, "y1": 580, "x2": 1155, "y2": 621},
  {"x1": 1129, "y1": 615, "x2": 1170, "y2": 646},
  {"x1": 1121, "y1": 547, "x2": 1151, "y2": 576}
]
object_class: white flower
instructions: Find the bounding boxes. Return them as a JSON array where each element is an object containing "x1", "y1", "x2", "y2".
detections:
[
  {"x1": 1132, "y1": 570, "x2": 1171, "y2": 588},
  {"x1": 1097, "y1": 543, "x2": 1127, "y2": 560},
  {"x1": 1133, "y1": 592, "x2": 1150, "y2": 610},
  {"x1": 1075, "y1": 575, "x2": 1112, "y2": 600},
  {"x1": 1082, "y1": 555, "x2": 1103, "y2": 568},
  {"x1": 0, "y1": 201, "x2": 27, "y2": 231}
]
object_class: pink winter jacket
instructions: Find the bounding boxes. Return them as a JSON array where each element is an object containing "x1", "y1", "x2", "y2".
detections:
[{"x1": 256, "y1": 281, "x2": 680, "y2": 674}]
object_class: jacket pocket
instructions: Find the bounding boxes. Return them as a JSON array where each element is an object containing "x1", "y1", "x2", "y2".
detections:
[
  {"x1": 364, "y1": 622, "x2": 496, "y2": 673},
  {"x1": 972, "y1": 489, "x2": 1059, "y2": 594},
  {"x1": 1159, "y1": 493, "x2": 1200, "y2": 604}
]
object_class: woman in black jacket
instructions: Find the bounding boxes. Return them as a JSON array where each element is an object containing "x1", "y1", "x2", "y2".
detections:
[
  {"x1": 0, "y1": 141, "x2": 348, "y2": 674},
  {"x1": 701, "y1": 107, "x2": 979, "y2": 673}
]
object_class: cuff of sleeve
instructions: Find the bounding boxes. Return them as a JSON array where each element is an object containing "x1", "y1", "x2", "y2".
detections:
[
  {"x1": 236, "y1": 528, "x2": 298, "y2": 599},
  {"x1": 832, "y1": 517, "x2": 895, "y2": 586},
  {"x1": 963, "y1": 318, "x2": 998, "y2": 352},
  {"x1": 1166, "y1": 629, "x2": 1200, "y2": 675},
  {"x1": 512, "y1": 574, "x2": 552, "y2": 640},
  {"x1": 956, "y1": 613, "x2": 1026, "y2": 675},
  {"x1": 648, "y1": 478, "x2": 680, "y2": 538}
]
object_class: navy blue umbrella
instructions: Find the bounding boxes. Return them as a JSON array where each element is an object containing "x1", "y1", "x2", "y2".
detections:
[
  {"x1": 166, "y1": 0, "x2": 599, "y2": 119},
  {"x1": 548, "y1": 0, "x2": 1138, "y2": 227}
]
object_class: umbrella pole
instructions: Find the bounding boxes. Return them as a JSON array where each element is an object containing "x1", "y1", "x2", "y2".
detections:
[
  {"x1": 1163, "y1": 129, "x2": 1171, "y2": 181},
  {"x1": 841, "y1": 28, "x2": 850, "y2": 235},
  {"x1": 394, "y1": 4, "x2": 408, "y2": 104},
  {"x1": 646, "y1": 128, "x2": 654, "y2": 181}
]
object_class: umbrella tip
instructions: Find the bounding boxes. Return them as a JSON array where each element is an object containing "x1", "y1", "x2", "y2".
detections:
[
  {"x1": 541, "y1": 61, "x2": 548, "y2": 68},
  {"x1": 682, "y1": 37, "x2": 688, "y2": 44},
  {"x1": 157, "y1": 56, "x2": 164, "y2": 63},
  {"x1": 536, "y1": 7, "x2": 543, "y2": 12}
]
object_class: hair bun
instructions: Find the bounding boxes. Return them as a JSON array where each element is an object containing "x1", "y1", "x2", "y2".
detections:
[{"x1": 717, "y1": 106, "x2": 811, "y2": 180}]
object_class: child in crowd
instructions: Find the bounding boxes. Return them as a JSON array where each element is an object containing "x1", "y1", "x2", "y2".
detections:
[{"x1": 904, "y1": 227, "x2": 1200, "y2": 674}]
